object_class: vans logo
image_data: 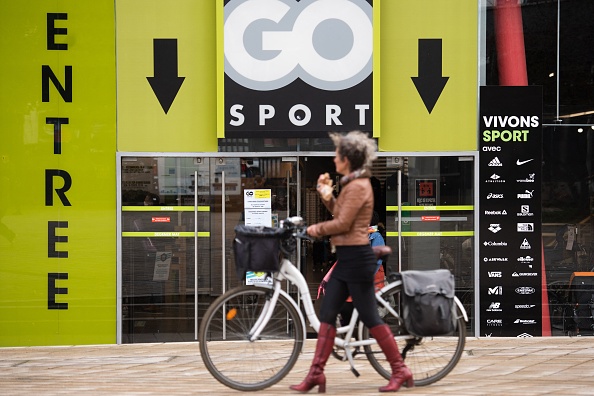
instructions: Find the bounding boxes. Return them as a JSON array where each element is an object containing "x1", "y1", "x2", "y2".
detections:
[{"x1": 488, "y1": 271, "x2": 502, "y2": 277}]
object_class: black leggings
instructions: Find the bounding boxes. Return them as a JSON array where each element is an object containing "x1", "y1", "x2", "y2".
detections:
[{"x1": 319, "y1": 275, "x2": 383, "y2": 329}]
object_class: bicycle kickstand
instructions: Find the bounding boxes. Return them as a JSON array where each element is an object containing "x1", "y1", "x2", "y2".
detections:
[{"x1": 343, "y1": 343, "x2": 360, "y2": 377}]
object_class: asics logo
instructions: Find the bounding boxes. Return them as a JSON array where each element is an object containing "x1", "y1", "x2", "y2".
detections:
[{"x1": 224, "y1": 0, "x2": 373, "y2": 91}]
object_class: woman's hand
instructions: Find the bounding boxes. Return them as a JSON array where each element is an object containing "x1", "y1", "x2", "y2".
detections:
[
  {"x1": 316, "y1": 173, "x2": 333, "y2": 201},
  {"x1": 307, "y1": 225, "x2": 319, "y2": 238}
]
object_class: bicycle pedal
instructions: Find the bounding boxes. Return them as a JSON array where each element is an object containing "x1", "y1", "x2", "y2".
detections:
[{"x1": 350, "y1": 367, "x2": 360, "y2": 377}]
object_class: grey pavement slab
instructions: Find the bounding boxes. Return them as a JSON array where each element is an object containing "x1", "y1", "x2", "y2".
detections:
[{"x1": 1, "y1": 337, "x2": 593, "y2": 395}]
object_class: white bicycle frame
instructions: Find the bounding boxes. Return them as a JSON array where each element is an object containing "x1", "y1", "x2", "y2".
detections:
[{"x1": 248, "y1": 258, "x2": 469, "y2": 373}]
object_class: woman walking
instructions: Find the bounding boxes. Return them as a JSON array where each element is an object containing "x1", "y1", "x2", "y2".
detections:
[{"x1": 290, "y1": 131, "x2": 413, "y2": 393}]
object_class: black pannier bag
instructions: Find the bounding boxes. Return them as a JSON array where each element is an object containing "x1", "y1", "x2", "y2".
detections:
[
  {"x1": 233, "y1": 225, "x2": 291, "y2": 278},
  {"x1": 400, "y1": 269, "x2": 457, "y2": 337}
]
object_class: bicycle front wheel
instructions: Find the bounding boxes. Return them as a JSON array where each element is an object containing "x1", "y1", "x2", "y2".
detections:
[
  {"x1": 199, "y1": 285, "x2": 304, "y2": 391},
  {"x1": 364, "y1": 282, "x2": 466, "y2": 386}
]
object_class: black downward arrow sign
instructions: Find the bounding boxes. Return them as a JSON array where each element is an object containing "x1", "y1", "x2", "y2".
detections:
[
  {"x1": 147, "y1": 39, "x2": 185, "y2": 114},
  {"x1": 411, "y1": 39, "x2": 449, "y2": 114}
]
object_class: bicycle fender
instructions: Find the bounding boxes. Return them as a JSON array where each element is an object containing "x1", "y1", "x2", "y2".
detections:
[{"x1": 454, "y1": 296, "x2": 469, "y2": 322}]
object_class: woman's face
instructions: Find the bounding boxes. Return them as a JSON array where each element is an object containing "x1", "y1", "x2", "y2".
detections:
[{"x1": 334, "y1": 148, "x2": 350, "y2": 175}]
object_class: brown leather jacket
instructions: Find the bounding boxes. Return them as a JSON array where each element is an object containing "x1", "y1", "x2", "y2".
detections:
[{"x1": 309, "y1": 176, "x2": 373, "y2": 246}]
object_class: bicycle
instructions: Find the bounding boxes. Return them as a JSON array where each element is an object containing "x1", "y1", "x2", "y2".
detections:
[{"x1": 199, "y1": 217, "x2": 468, "y2": 392}]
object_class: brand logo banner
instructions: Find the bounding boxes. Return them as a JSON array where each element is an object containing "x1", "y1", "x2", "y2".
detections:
[
  {"x1": 479, "y1": 86, "x2": 543, "y2": 337},
  {"x1": 222, "y1": 0, "x2": 373, "y2": 137}
]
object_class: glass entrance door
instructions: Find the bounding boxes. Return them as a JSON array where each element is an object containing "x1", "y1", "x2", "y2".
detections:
[
  {"x1": 119, "y1": 155, "x2": 300, "y2": 343},
  {"x1": 120, "y1": 157, "x2": 211, "y2": 343}
]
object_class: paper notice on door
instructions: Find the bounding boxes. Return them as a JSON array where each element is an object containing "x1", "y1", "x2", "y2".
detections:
[
  {"x1": 245, "y1": 209, "x2": 272, "y2": 227},
  {"x1": 153, "y1": 252, "x2": 172, "y2": 281}
]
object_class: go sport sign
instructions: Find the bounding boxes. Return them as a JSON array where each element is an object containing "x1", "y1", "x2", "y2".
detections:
[{"x1": 223, "y1": 0, "x2": 373, "y2": 137}]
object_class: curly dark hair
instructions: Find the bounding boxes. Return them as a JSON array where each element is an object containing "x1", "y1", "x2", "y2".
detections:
[{"x1": 329, "y1": 130, "x2": 377, "y2": 171}]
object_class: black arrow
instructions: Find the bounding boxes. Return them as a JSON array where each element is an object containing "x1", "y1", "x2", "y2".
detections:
[
  {"x1": 411, "y1": 39, "x2": 449, "y2": 114},
  {"x1": 147, "y1": 39, "x2": 185, "y2": 114}
]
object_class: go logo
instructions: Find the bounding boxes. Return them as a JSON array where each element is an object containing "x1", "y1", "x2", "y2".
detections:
[{"x1": 224, "y1": 0, "x2": 373, "y2": 91}]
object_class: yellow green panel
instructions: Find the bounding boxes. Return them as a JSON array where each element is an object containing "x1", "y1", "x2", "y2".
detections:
[
  {"x1": 387, "y1": 231, "x2": 474, "y2": 237},
  {"x1": 373, "y1": 0, "x2": 381, "y2": 137},
  {"x1": 0, "y1": 1, "x2": 116, "y2": 346},
  {"x1": 122, "y1": 232, "x2": 210, "y2": 237},
  {"x1": 122, "y1": 206, "x2": 210, "y2": 212},
  {"x1": 378, "y1": 0, "x2": 477, "y2": 152},
  {"x1": 387, "y1": 205, "x2": 474, "y2": 211},
  {"x1": 116, "y1": 0, "x2": 218, "y2": 152},
  {"x1": 216, "y1": 0, "x2": 225, "y2": 138}
]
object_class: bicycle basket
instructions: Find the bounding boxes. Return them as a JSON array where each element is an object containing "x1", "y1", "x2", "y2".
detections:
[{"x1": 233, "y1": 225, "x2": 291, "y2": 278}]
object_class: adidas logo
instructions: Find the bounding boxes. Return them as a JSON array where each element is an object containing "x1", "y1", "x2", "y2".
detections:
[{"x1": 488, "y1": 157, "x2": 503, "y2": 167}]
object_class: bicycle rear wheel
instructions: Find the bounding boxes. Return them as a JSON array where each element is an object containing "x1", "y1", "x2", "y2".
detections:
[
  {"x1": 364, "y1": 282, "x2": 466, "y2": 386},
  {"x1": 199, "y1": 285, "x2": 304, "y2": 391}
]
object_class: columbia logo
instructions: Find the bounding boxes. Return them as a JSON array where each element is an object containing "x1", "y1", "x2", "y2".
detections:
[
  {"x1": 488, "y1": 157, "x2": 503, "y2": 166},
  {"x1": 490, "y1": 174, "x2": 500, "y2": 180}
]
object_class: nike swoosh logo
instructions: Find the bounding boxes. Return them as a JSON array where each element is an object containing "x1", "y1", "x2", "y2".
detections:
[{"x1": 516, "y1": 159, "x2": 534, "y2": 165}]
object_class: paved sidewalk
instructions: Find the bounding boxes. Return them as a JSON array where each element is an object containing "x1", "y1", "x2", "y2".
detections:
[{"x1": 1, "y1": 337, "x2": 593, "y2": 395}]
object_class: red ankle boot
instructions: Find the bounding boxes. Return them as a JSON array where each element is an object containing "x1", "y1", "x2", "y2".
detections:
[
  {"x1": 370, "y1": 324, "x2": 414, "y2": 392},
  {"x1": 289, "y1": 322, "x2": 336, "y2": 393}
]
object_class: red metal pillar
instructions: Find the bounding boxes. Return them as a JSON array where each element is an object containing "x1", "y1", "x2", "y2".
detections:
[{"x1": 494, "y1": 0, "x2": 528, "y2": 86}]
